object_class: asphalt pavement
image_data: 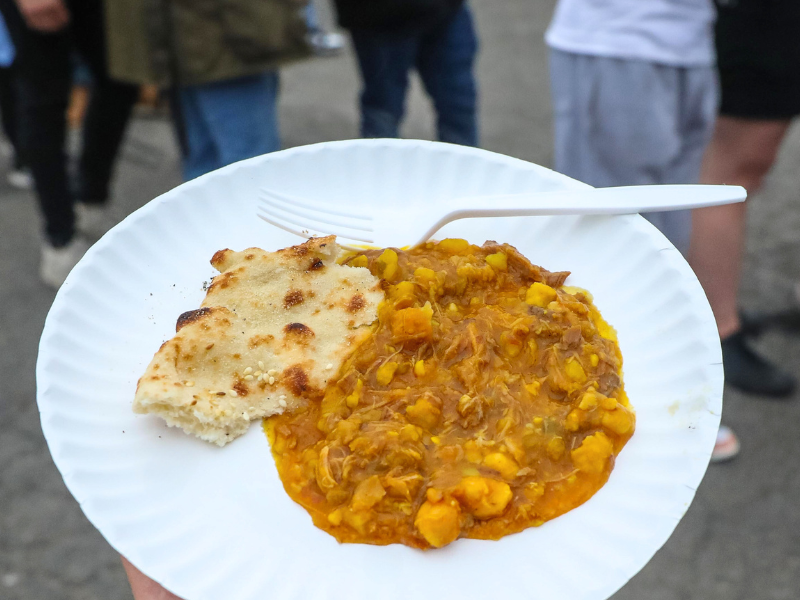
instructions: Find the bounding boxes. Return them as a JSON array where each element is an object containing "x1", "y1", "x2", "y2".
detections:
[{"x1": 1, "y1": 1, "x2": 798, "y2": 598}]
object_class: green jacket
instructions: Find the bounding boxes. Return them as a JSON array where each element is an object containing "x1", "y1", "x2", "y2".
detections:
[{"x1": 105, "y1": 0, "x2": 312, "y2": 87}]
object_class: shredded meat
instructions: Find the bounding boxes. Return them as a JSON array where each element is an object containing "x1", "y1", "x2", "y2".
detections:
[{"x1": 266, "y1": 239, "x2": 632, "y2": 550}]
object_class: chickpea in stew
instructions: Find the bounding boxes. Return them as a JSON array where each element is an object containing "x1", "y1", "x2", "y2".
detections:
[{"x1": 265, "y1": 239, "x2": 634, "y2": 549}]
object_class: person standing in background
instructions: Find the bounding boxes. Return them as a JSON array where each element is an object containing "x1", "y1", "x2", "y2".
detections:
[
  {"x1": 104, "y1": 0, "x2": 311, "y2": 182},
  {"x1": 546, "y1": 0, "x2": 717, "y2": 256},
  {"x1": 545, "y1": 0, "x2": 740, "y2": 460},
  {"x1": 689, "y1": 0, "x2": 798, "y2": 399},
  {"x1": 0, "y1": 0, "x2": 139, "y2": 288},
  {"x1": 0, "y1": 12, "x2": 32, "y2": 189},
  {"x1": 333, "y1": 0, "x2": 479, "y2": 146}
]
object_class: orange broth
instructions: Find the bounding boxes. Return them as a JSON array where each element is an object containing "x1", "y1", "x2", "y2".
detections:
[{"x1": 265, "y1": 239, "x2": 634, "y2": 549}]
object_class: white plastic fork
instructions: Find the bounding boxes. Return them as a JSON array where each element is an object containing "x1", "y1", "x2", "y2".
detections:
[{"x1": 257, "y1": 184, "x2": 746, "y2": 249}]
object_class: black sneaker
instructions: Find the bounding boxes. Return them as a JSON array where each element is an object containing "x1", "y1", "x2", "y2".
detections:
[
  {"x1": 721, "y1": 331, "x2": 796, "y2": 398},
  {"x1": 738, "y1": 307, "x2": 800, "y2": 336},
  {"x1": 739, "y1": 308, "x2": 769, "y2": 336}
]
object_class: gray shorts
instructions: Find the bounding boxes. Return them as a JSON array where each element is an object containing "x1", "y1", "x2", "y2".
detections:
[{"x1": 549, "y1": 48, "x2": 718, "y2": 255}]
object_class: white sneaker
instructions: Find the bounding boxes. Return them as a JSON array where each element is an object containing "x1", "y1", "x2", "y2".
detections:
[
  {"x1": 75, "y1": 202, "x2": 118, "y2": 239},
  {"x1": 308, "y1": 31, "x2": 346, "y2": 56},
  {"x1": 40, "y1": 236, "x2": 91, "y2": 289},
  {"x1": 7, "y1": 168, "x2": 33, "y2": 190}
]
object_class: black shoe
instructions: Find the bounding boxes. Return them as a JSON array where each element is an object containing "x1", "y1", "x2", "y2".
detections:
[
  {"x1": 739, "y1": 307, "x2": 800, "y2": 336},
  {"x1": 721, "y1": 331, "x2": 796, "y2": 398},
  {"x1": 739, "y1": 308, "x2": 769, "y2": 336}
]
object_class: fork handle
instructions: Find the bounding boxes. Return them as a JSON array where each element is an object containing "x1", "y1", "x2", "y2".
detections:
[
  {"x1": 416, "y1": 184, "x2": 746, "y2": 245},
  {"x1": 452, "y1": 184, "x2": 747, "y2": 216}
]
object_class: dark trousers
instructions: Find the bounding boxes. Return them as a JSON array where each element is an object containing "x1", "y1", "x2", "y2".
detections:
[
  {"x1": 350, "y1": 4, "x2": 479, "y2": 147},
  {"x1": 0, "y1": 62, "x2": 22, "y2": 168},
  {"x1": 0, "y1": 0, "x2": 138, "y2": 246}
]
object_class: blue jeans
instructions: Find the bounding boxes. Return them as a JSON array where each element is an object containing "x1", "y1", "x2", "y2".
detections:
[
  {"x1": 180, "y1": 72, "x2": 280, "y2": 181},
  {"x1": 350, "y1": 5, "x2": 479, "y2": 146},
  {"x1": 305, "y1": 2, "x2": 320, "y2": 31}
]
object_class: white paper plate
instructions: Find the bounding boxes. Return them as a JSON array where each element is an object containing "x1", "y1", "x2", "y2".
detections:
[{"x1": 37, "y1": 140, "x2": 722, "y2": 600}]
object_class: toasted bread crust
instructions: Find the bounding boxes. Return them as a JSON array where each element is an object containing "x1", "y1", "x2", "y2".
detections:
[{"x1": 134, "y1": 237, "x2": 383, "y2": 446}]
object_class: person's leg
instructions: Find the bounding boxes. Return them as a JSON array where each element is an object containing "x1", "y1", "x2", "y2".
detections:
[
  {"x1": 690, "y1": 0, "x2": 799, "y2": 396},
  {"x1": 551, "y1": 50, "x2": 682, "y2": 186},
  {"x1": 549, "y1": 50, "x2": 691, "y2": 250},
  {"x1": 67, "y1": 0, "x2": 138, "y2": 204},
  {"x1": 180, "y1": 72, "x2": 280, "y2": 180},
  {"x1": 645, "y1": 66, "x2": 719, "y2": 255},
  {"x1": 0, "y1": 62, "x2": 20, "y2": 162},
  {"x1": 549, "y1": 49, "x2": 587, "y2": 183},
  {"x1": 690, "y1": 116, "x2": 795, "y2": 397},
  {"x1": 304, "y1": 1, "x2": 345, "y2": 56},
  {"x1": 0, "y1": 0, "x2": 74, "y2": 246},
  {"x1": 305, "y1": 2, "x2": 321, "y2": 31},
  {"x1": 690, "y1": 117, "x2": 790, "y2": 338},
  {"x1": 668, "y1": 66, "x2": 741, "y2": 460},
  {"x1": 670, "y1": 66, "x2": 719, "y2": 183},
  {"x1": 350, "y1": 29, "x2": 418, "y2": 139},
  {"x1": 178, "y1": 85, "x2": 221, "y2": 181},
  {"x1": 416, "y1": 5, "x2": 479, "y2": 146},
  {"x1": 0, "y1": 60, "x2": 32, "y2": 188}
]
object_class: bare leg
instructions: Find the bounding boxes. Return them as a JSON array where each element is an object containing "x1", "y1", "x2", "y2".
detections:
[{"x1": 689, "y1": 116, "x2": 791, "y2": 337}]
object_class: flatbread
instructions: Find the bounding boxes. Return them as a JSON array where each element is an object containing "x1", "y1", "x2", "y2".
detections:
[{"x1": 133, "y1": 236, "x2": 383, "y2": 446}]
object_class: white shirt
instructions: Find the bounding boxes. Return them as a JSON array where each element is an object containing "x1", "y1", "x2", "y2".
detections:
[{"x1": 546, "y1": 0, "x2": 716, "y2": 67}]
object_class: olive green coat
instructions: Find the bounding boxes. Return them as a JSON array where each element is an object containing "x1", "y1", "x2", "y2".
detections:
[{"x1": 105, "y1": 0, "x2": 311, "y2": 87}]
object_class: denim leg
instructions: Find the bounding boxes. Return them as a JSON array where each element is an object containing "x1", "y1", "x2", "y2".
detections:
[
  {"x1": 416, "y1": 5, "x2": 479, "y2": 147},
  {"x1": 305, "y1": 2, "x2": 320, "y2": 31},
  {"x1": 181, "y1": 72, "x2": 281, "y2": 181},
  {"x1": 180, "y1": 87, "x2": 220, "y2": 181},
  {"x1": 350, "y1": 30, "x2": 419, "y2": 139}
]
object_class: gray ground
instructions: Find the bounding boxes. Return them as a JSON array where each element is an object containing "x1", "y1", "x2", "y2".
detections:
[{"x1": 1, "y1": 1, "x2": 799, "y2": 598}]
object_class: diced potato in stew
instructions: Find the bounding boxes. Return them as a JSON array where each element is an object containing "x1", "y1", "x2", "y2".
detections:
[{"x1": 265, "y1": 239, "x2": 633, "y2": 549}]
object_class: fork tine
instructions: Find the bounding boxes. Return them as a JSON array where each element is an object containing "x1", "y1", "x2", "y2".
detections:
[
  {"x1": 262, "y1": 189, "x2": 372, "y2": 222},
  {"x1": 257, "y1": 212, "x2": 308, "y2": 239},
  {"x1": 257, "y1": 210, "x2": 376, "y2": 246},
  {"x1": 258, "y1": 201, "x2": 335, "y2": 235},
  {"x1": 257, "y1": 200, "x2": 375, "y2": 244},
  {"x1": 259, "y1": 193, "x2": 374, "y2": 234}
]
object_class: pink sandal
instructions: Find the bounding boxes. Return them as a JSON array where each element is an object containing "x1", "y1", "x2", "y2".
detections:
[{"x1": 711, "y1": 425, "x2": 740, "y2": 462}]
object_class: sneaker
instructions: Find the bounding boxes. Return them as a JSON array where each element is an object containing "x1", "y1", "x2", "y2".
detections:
[
  {"x1": 7, "y1": 168, "x2": 33, "y2": 190},
  {"x1": 738, "y1": 308, "x2": 769, "y2": 337},
  {"x1": 721, "y1": 331, "x2": 796, "y2": 397},
  {"x1": 40, "y1": 236, "x2": 91, "y2": 289},
  {"x1": 75, "y1": 202, "x2": 118, "y2": 239},
  {"x1": 308, "y1": 31, "x2": 346, "y2": 56},
  {"x1": 711, "y1": 425, "x2": 740, "y2": 463}
]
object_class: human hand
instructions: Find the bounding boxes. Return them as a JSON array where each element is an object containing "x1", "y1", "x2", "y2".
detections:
[
  {"x1": 15, "y1": 0, "x2": 70, "y2": 32},
  {"x1": 121, "y1": 557, "x2": 184, "y2": 600}
]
